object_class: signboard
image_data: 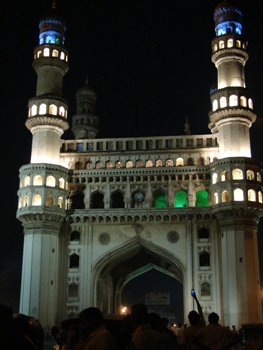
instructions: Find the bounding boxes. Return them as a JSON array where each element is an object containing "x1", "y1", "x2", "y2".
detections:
[{"x1": 145, "y1": 293, "x2": 170, "y2": 305}]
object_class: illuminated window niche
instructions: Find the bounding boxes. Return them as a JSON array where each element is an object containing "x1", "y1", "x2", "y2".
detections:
[
  {"x1": 220, "y1": 171, "x2": 228, "y2": 181},
  {"x1": 212, "y1": 173, "x2": 218, "y2": 184},
  {"x1": 46, "y1": 175, "x2": 56, "y2": 187},
  {"x1": 43, "y1": 47, "x2": 50, "y2": 57},
  {"x1": 96, "y1": 161, "x2": 102, "y2": 169},
  {"x1": 213, "y1": 43, "x2": 217, "y2": 52},
  {"x1": 126, "y1": 160, "x2": 133, "y2": 168},
  {"x1": 32, "y1": 194, "x2": 42, "y2": 206},
  {"x1": 229, "y1": 94, "x2": 238, "y2": 107},
  {"x1": 33, "y1": 175, "x2": 43, "y2": 186},
  {"x1": 24, "y1": 176, "x2": 30, "y2": 187},
  {"x1": 176, "y1": 157, "x2": 184, "y2": 166},
  {"x1": 166, "y1": 159, "x2": 173, "y2": 167},
  {"x1": 106, "y1": 161, "x2": 112, "y2": 169},
  {"x1": 246, "y1": 170, "x2": 254, "y2": 180},
  {"x1": 86, "y1": 161, "x2": 93, "y2": 169},
  {"x1": 234, "y1": 188, "x2": 244, "y2": 201},
  {"x1": 59, "y1": 106, "x2": 66, "y2": 117},
  {"x1": 39, "y1": 103, "x2": 47, "y2": 115},
  {"x1": 240, "y1": 96, "x2": 247, "y2": 107},
  {"x1": 45, "y1": 194, "x2": 54, "y2": 206},
  {"x1": 174, "y1": 190, "x2": 188, "y2": 208},
  {"x1": 156, "y1": 159, "x2": 162, "y2": 167},
  {"x1": 213, "y1": 99, "x2": 218, "y2": 111},
  {"x1": 232, "y1": 169, "x2": 243, "y2": 180},
  {"x1": 49, "y1": 104, "x2": 57, "y2": 115},
  {"x1": 195, "y1": 190, "x2": 209, "y2": 207},
  {"x1": 52, "y1": 49, "x2": 59, "y2": 57},
  {"x1": 116, "y1": 161, "x2": 122, "y2": 168},
  {"x1": 60, "y1": 51, "x2": 65, "y2": 60},
  {"x1": 247, "y1": 189, "x2": 256, "y2": 202},
  {"x1": 258, "y1": 191, "x2": 263, "y2": 203},
  {"x1": 31, "y1": 104, "x2": 37, "y2": 116},
  {"x1": 257, "y1": 172, "x2": 261, "y2": 182},
  {"x1": 221, "y1": 190, "x2": 229, "y2": 202},
  {"x1": 58, "y1": 196, "x2": 64, "y2": 208},
  {"x1": 219, "y1": 40, "x2": 224, "y2": 49},
  {"x1": 248, "y1": 98, "x2": 253, "y2": 109},
  {"x1": 146, "y1": 159, "x2": 153, "y2": 168},
  {"x1": 23, "y1": 195, "x2": 29, "y2": 207},
  {"x1": 236, "y1": 40, "x2": 241, "y2": 48},
  {"x1": 153, "y1": 190, "x2": 167, "y2": 208},
  {"x1": 69, "y1": 254, "x2": 79, "y2": 268},
  {"x1": 213, "y1": 192, "x2": 219, "y2": 204},
  {"x1": 59, "y1": 178, "x2": 65, "y2": 189},
  {"x1": 220, "y1": 96, "x2": 227, "y2": 108},
  {"x1": 136, "y1": 160, "x2": 143, "y2": 168},
  {"x1": 227, "y1": 38, "x2": 233, "y2": 48}
]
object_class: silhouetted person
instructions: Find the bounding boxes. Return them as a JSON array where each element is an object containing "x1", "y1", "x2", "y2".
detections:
[
  {"x1": 116, "y1": 314, "x2": 134, "y2": 350},
  {"x1": 74, "y1": 307, "x2": 116, "y2": 350},
  {"x1": 126, "y1": 303, "x2": 160, "y2": 350},
  {"x1": 192, "y1": 312, "x2": 241, "y2": 350},
  {"x1": 0, "y1": 304, "x2": 15, "y2": 349},
  {"x1": 181, "y1": 290, "x2": 206, "y2": 350}
]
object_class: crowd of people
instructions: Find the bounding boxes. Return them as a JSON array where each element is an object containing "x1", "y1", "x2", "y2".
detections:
[{"x1": 0, "y1": 292, "x2": 242, "y2": 350}]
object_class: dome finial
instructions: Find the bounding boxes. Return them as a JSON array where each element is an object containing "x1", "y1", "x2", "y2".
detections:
[
  {"x1": 51, "y1": 0, "x2": 56, "y2": 10},
  {"x1": 184, "y1": 117, "x2": 191, "y2": 135},
  {"x1": 85, "y1": 75, "x2": 89, "y2": 85}
]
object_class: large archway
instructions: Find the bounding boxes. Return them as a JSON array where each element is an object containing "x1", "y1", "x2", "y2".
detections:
[{"x1": 92, "y1": 238, "x2": 185, "y2": 322}]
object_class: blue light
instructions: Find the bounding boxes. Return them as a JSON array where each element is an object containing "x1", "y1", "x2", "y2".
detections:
[
  {"x1": 215, "y1": 21, "x2": 242, "y2": 36},
  {"x1": 39, "y1": 30, "x2": 65, "y2": 45}
]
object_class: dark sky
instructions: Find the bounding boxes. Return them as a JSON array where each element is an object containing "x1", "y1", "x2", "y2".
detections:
[{"x1": 1, "y1": 0, "x2": 263, "y2": 311}]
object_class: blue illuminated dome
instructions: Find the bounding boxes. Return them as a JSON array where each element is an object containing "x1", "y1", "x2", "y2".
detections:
[
  {"x1": 38, "y1": 1, "x2": 66, "y2": 45},
  {"x1": 214, "y1": 0, "x2": 242, "y2": 37}
]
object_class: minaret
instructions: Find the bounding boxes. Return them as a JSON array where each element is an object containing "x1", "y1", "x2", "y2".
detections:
[
  {"x1": 209, "y1": 0, "x2": 256, "y2": 158},
  {"x1": 17, "y1": 2, "x2": 69, "y2": 326},
  {"x1": 209, "y1": 1, "x2": 263, "y2": 326},
  {"x1": 71, "y1": 77, "x2": 99, "y2": 139}
]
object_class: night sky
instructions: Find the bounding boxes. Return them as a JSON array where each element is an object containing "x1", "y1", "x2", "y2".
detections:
[{"x1": 1, "y1": 0, "x2": 263, "y2": 312}]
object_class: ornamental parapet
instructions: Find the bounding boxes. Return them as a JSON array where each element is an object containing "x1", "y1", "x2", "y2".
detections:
[
  {"x1": 25, "y1": 115, "x2": 69, "y2": 131},
  {"x1": 66, "y1": 207, "x2": 214, "y2": 225}
]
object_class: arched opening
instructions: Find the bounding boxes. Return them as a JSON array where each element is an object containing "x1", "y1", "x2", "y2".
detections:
[
  {"x1": 156, "y1": 159, "x2": 162, "y2": 167},
  {"x1": 70, "y1": 191, "x2": 85, "y2": 209},
  {"x1": 111, "y1": 191, "x2": 124, "y2": 208},
  {"x1": 45, "y1": 194, "x2": 54, "y2": 207},
  {"x1": 220, "y1": 171, "x2": 228, "y2": 181},
  {"x1": 222, "y1": 190, "x2": 229, "y2": 202},
  {"x1": 70, "y1": 231, "x2": 80, "y2": 242},
  {"x1": 174, "y1": 190, "x2": 188, "y2": 208},
  {"x1": 234, "y1": 188, "x2": 244, "y2": 201},
  {"x1": 69, "y1": 254, "x2": 79, "y2": 268},
  {"x1": 232, "y1": 168, "x2": 243, "y2": 180},
  {"x1": 246, "y1": 170, "x2": 254, "y2": 180},
  {"x1": 198, "y1": 228, "x2": 209, "y2": 240},
  {"x1": 212, "y1": 173, "x2": 217, "y2": 184},
  {"x1": 46, "y1": 175, "x2": 56, "y2": 187},
  {"x1": 153, "y1": 190, "x2": 167, "y2": 208},
  {"x1": 32, "y1": 194, "x2": 42, "y2": 206},
  {"x1": 176, "y1": 157, "x2": 184, "y2": 166},
  {"x1": 68, "y1": 284, "x2": 78, "y2": 298},
  {"x1": 195, "y1": 190, "x2": 209, "y2": 207},
  {"x1": 248, "y1": 189, "x2": 256, "y2": 202},
  {"x1": 91, "y1": 192, "x2": 104, "y2": 209},
  {"x1": 199, "y1": 252, "x2": 210, "y2": 267},
  {"x1": 213, "y1": 192, "x2": 219, "y2": 204},
  {"x1": 33, "y1": 175, "x2": 43, "y2": 186}
]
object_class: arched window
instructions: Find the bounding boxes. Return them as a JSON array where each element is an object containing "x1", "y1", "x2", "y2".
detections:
[
  {"x1": 176, "y1": 157, "x2": 184, "y2": 166},
  {"x1": 234, "y1": 188, "x2": 244, "y2": 201},
  {"x1": 213, "y1": 44, "x2": 217, "y2": 52},
  {"x1": 91, "y1": 192, "x2": 104, "y2": 209},
  {"x1": 166, "y1": 159, "x2": 173, "y2": 167},
  {"x1": 232, "y1": 169, "x2": 243, "y2": 180},
  {"x1": 46, "y1": 194, "x2": 54, "y2": 206},
  {"x1": 31, "y1": 104, "x2": 37, "y2": 116},
  {"x1": 174, "y1": 190, "x2": 188, "y2": 208},
  {"x1": 46, "y1": 175, "x2": 56, "y2": 187},
  {"x1": 69, "y1": 254, "x2": 79, "y2": 268},
  {"x1": 75, "y1": 161, "x2": 82, "y2": 170},
  {"x1": 220, "y1": 171, "x2": 228, "y2": 181},
  {"x1": 111, "y1": 191, "x2": 124, "y2": 208},
  {"x1": 96, "y1": 161, "x2": 102, "y2": 169},
  {"x1": 258, "y1": 191, "x2": 263, "y2": 204},
  {"x1": 248, "y1": 98, "x2": 253, "y2": 109},
  {"x1": 39, "y1": 103, "x2": 47, "y2": 115},
  {"x1": 201, "y1": 282, "x2": 211, "y2": 296},
  {"x1": 227, "y1": 38, "x2": 233, "y2": 48},
  {"x1": 126, "y1": 160, "x2": 133, "y2": 168},
  {"x1": 59, "y1": 178, "x2": 65, "y2": 189},
  {"x1": 248, "y1": 189, "x2": 256, "y2": 202},
  {"x1": 136, "y1": 160, "x2": 143, "y2": 168},
  {"x1": 236, "y1": 40, "x2": 241, "y2": 48},
  {"x1": 23, "y1": 195, "x2": 29, "y2": 207},
  {"x1": 60, "y1": 51, "x2": 65, "y2": 60},
  {"x1": 156, "y1": 159, "x2": 163, "y2": 167},
  {"x1": 58, "y1": 196, "x2": 64, "y2": 208},
  {"x1": 240, "y1": 96, "x2": 247, "y2": 107},
  {"x1": 222, "y1": 190, "x2": 229, "y2": 202},
  {"x1": 43, "y1": 47, "x2": 50, "y2": 57},
  {"x1": 257, "y1": 172, "x2": 261, "y2": 182},
  {"x1": 59, "y1": 106, "x2": 65, "y2": 117},
  {"x1": 212, "y1": 173, "x2": 218, "y2": 184},
  {"x1": 49, "y1": 104, "x2": 57, "y2": 115},
  {"x1": 246, "y1": 170, "x2": 254, "y2": 180},
  {"x1": 219, "y1": 40, "x2": 224, "y2": 49},
  {"x1": 52, "y1": 49, "x2": 59, "y2": 57},
  {"x1": 116, "y1": 161, "x2": 122, "y2": 168},
  {"x1": 213, "y1": 99, "x2": 218, "y2": 111},
  {"x1": 70, "y1": 231, "x2": 80, "y2": 242},
  {"x1": 199, "y1": 252, "x2": 210, "y2": 267},
  {"x1": 86, "y1": 161, "x2": 93, "y2": 169},
  {"x1": 187, "y1": 158, "x2": 194, "y2": 165},
  {"x1": 106, "y1": 161, "x2": 113, "y2": 168},
  {"x1": 213, "y1": 192, "x2": 219, "y2": 204},
  {"x1": 32, "y1": 194, "x2": 42, "y2": 206},
  {"x1": 195, "y1": 190, "x2": 209, "y2": 207},
  {"x1": 220, "y1": 96, "x2": 227, "y2": 108},
  {"x1": 68, "y1": 284, "x2": 78, "y2": 298},
  {"x1": 153, "y1": 190, "x2": 167, "y2": 208},
  {"x1": 197, "y1": 157, "x2": 205, "y2": 166},
  {"x1": 33, "y1": 175, "x2": 42, "y2": 186},
  {"x1": 24, "y1": 176, "x2": 30, "y2": 187},
  {"x1": 229, "y1": 94, "x2": 238, "y2": 107},
  {"x1": 146, "y1": 159, "x2": 153, "y2": 167},
  {"x1": 198, "y1": 228, "x2": 209, "y2": 240}
]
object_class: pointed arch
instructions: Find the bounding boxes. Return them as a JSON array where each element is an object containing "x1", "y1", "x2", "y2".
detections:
[
  {"x1": 195, "y1": 190, "x2": 209, "y2": 207},
  {"x1": 174, "y1": 190, "x2": 188, "y2": 208},
  {"x1": 153, "y1": 190, "x2": 167, "y2": 208}
]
